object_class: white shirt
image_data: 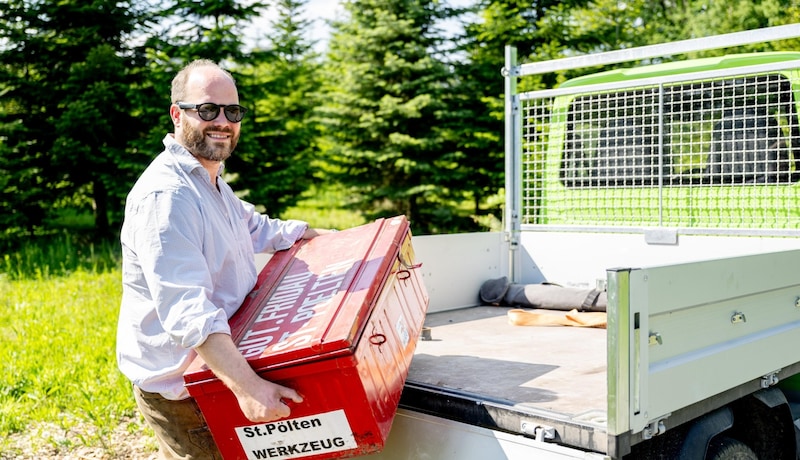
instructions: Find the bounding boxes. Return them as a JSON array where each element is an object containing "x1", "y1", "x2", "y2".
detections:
[{"x1": 116, "y1": 135, "x2": 308, "y2": 400}]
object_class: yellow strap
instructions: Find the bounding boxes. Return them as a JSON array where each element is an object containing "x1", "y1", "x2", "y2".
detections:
[{"x1": 508, "y1": 308, "x2": 606, "y2": 329}]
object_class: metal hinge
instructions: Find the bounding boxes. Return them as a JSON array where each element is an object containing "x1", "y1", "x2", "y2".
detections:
[
  {"x1": 761, "y1": 370, "x2": 781, "y2": 388},
  {"x1": 642, "y1": 415, "x2": 670, "y2": 440},
  {"x1": 520, "y1": 421, "x2": 555, "y2": 442},
  {"x1": 505, "y1": 95, "x2": 520, "y2": 117},
  {"x1": 730, "y1": 311, "x2": 746, "y2": 324},
  {"x1": 501, "y1": 65, "x2": 521, "y2": 78},
  {"x1": 648, "y1": 332, "x2": 662, "y2": 346}
]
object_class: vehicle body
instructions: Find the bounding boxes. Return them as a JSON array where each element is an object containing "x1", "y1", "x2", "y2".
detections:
[{"x1": 364, "y1": 24, "x2": 800, "y2": 459}]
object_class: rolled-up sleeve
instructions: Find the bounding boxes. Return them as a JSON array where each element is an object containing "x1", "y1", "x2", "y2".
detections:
[{"x1": 134, "y1": 190, "x2": 231, "y2": 349}]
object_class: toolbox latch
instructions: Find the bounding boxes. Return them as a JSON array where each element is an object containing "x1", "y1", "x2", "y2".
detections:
[{"x1": 395, "y1": 251, "x2": 422, "y2": 279}]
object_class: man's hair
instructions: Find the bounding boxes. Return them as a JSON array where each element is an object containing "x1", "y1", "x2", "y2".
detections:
[{"x1": 170, "y1": 59, "x2": 236, "y2": 103}]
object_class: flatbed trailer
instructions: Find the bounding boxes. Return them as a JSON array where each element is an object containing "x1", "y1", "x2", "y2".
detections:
[{"x1": 361, "y1": 24, "x2": 800, "y2": 459}]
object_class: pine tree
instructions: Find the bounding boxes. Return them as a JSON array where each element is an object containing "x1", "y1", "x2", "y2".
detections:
[
  {"x1": 318, "y1": 0, "x2": 465, "y2": 233},
  {"x1": 0, "y1": 0, "x2": 149, "y2": 238},
  {"x1": 227, "y1": 0, "x2": 321, "y2": 217}
]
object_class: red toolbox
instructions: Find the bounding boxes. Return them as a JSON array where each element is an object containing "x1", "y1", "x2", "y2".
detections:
[{"x1": 183, "y1": 215, "x2": 429, "y2": 460}]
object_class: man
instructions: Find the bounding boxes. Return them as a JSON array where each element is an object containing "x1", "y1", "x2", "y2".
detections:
[{"x1": 116, "y1": 59, "x2": 332, "y2": 459}]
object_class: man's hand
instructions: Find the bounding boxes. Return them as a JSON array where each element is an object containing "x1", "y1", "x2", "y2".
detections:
[
  {"x1": 234, "y1": 376, "x2": 304, "y2": 422},
  {"x1": 302, "y1": 227, "x2": 337, "y2": 239},
  {"x1": 196, "y1": 333, "x2": 304, "y2": 422}
]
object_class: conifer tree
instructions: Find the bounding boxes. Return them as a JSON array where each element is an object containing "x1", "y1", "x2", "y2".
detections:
[
  {"x1": 227, "y1": 0, "x2": 321, "y2": 217},
  {"x1": 318, "y1": 0, "x2": 464, "y2": 233},
  {"x1": 0, "y1": 0, "x2": 148, "y2": 238}
]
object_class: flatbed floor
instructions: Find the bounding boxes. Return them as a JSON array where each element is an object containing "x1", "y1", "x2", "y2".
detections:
[{"x1": 402, "y1": 306, "x2": 608, "y2": 450}]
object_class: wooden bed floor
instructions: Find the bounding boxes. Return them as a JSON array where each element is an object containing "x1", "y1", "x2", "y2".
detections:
[{"x1": 407, "y1": 306, "x2": 608, "y2": 425}]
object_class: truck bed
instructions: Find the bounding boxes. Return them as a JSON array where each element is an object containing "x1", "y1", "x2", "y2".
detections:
[{"x1": 400, "y1": 305, "x2": 609, "y2": 454}]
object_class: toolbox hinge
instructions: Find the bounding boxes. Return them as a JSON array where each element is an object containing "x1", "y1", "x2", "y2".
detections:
[{"x1": 642, "y1": 414, "x2": 670, "y2": 440}]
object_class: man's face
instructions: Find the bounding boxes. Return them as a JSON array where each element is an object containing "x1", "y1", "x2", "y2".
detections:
[
  {"x1": 172, "y1": 68, "x2": 242, "y2": 162},
  {"x1": 181, "y1": 110, "x2": 239, "y2": 162}
]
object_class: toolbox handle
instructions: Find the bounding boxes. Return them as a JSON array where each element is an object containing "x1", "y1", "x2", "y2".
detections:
[
  {"x1": 395, "y1": 252, "x2": 422, "y2": 280},
  {"x1": 369, "y1": 333, "x2": 387, "y2": 346}
]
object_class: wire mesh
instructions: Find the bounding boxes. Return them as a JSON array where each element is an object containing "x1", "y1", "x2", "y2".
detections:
[{"x1": 520, "y1": 68, "x2": 800, "y2": 232}]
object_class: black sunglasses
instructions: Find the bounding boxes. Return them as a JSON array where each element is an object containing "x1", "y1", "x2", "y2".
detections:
[{"x1": 177, "y1": 102, "x2": 248, "y2": 123}]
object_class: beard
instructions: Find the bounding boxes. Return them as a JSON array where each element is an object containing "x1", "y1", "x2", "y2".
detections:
[{"x1": 181, "y1": 120, "x2": 239, "y2": 162}]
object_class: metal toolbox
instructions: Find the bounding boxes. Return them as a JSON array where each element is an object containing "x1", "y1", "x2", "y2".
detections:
[{"x1": 183, "y1": 215, "x2": 428, "y2": 460}]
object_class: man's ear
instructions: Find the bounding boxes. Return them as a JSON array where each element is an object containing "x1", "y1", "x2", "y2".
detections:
[{"x1": 169, "y1": 104, "x2": 182, "y2": 127}]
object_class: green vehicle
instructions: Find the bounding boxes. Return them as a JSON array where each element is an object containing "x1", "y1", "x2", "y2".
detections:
[{"x1": 523, "y1": 51, "x2": 800, "y2": 231}]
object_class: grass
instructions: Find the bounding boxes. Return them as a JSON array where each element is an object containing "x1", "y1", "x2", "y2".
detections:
[
  {"x1": 0, "y1": 198, "x2": 365, "y2": 457},
  {"x1": 280, "y1": 184, "x2": 369, "y2": 230},
  {"x1": 1, "y1": 232, "x2": 120, "y2": 281},
  {"x1": 0, "y1": 269, "x2": 139, "y2": 455}
]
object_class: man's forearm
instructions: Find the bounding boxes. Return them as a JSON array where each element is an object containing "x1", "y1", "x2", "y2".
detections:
[
  {"x1": 194, "y1": 332, "x2": 302, "y2": 421},
  {"x1": 195, "y1": 333, "x2": 262, "y2": 395}
]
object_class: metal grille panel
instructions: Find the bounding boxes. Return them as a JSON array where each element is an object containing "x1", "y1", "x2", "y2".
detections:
[{"x1": 520, "y1": 67, "x2": 800, "y2": 232}]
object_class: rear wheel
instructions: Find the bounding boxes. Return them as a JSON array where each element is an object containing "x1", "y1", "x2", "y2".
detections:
[{"x1": 706, "y1": 436, "x2": 758, "y2": 460}]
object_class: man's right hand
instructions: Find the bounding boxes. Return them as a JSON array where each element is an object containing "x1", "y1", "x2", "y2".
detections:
[
  {"x1": 234, "y1": 377, "x2": 304, "y2": 422},
  {"x1": 196, "y1": 333, "x2": 304, "y2": 422}
]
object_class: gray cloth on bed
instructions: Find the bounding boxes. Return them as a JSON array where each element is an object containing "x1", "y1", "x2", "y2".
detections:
[{"x1": 479, "y1": 276, "x2": 606, "y2": 312}]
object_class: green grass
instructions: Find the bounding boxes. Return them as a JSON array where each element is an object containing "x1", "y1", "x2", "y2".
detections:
[
  {"x1": 281, "y1": 184, "x2": 369, "y2": 230},
  {"x1": 0, "y1": 269, "x2": 139, "y2": 455},
  {"x1": 2, "y1": 232, "x2": 120, "y2": 281},
  {"x1": 0, "y1": 197, "x2": 365, "y2": 457}
]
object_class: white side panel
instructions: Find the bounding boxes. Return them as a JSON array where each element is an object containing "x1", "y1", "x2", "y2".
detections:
[
  {"x1": 626, "y1": 249, "x2": 800, "y2": 434},
  {"x1": 254, "y1": 252, "x2": 272, "y2": 272},
  {"x1": 411, "y1": 232, "x2": 508, "y2": 312},
  {"x1": 518, "y1": 231, "x2": 800, "y2": 288},
  {"x1": 363, "y1": 409, "x2": 608, "y2": 460}
]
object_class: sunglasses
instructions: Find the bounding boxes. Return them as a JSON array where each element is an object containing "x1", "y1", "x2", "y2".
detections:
[{"x1": 177, "y1": 102, "x2": 248, "y2": 123}]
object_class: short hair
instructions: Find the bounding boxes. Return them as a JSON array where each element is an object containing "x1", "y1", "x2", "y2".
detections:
[{"x1": 170, "y1": 59, "x2": 236, "y2": 103}]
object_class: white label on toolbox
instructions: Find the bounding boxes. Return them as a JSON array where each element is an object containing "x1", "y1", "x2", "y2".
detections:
[
  {"x1": 395, "y1": 316, "x2": 410, "y2": 348},
  {"x1": 235, "y1": 409, "x2": 357, "y2": 460}
]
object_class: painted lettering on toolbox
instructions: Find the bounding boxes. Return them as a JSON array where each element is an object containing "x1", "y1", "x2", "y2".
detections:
[
  {"x1": 239, "y1": 271, "x2": 313, "y2": 358},
  {"x1": 235, "y1": 409, "x2": 358, "y2": 460},
  {"x1": 238, "y1": 260, "x2": 357, "y2": 358},
  {"x1": 291, "y1": 270, "x2": 348, "y2": 323},
  {"x1": 238, "y1": 326, "x2": 280, "y2": 358}
]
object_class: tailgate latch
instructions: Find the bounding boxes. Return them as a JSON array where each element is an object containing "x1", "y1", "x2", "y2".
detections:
[{"x1": 642, "y1": 415, "x2": 670, "y2": 439}]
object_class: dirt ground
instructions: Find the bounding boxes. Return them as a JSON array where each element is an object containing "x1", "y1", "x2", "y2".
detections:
[{"x1": 0, "y1": 418, "x2": 158, "y2": 460}]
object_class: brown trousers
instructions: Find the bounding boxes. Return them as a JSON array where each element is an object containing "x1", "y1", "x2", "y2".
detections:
[{"x1": 133, "y1": 385, "x2": 223, "y2": 460}]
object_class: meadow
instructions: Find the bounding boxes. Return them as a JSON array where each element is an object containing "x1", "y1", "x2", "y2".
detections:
[{"x1": 0, "y1": 196, "x2": 366, "y2": 458}]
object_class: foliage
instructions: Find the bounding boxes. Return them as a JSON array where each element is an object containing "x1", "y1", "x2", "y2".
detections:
[
  {"x1": 563, "y1": 0, "x2": 800, "y2": 65},
  {"x1": 156, "y1": 0, "x2": 267, "y2": 62},
  {"x1": 0, "y1": 0, "x2": 150, "y2": 238},
  {"x1": 228, "y1": 0, "x2": 321, "y2": 217},
  {"x1": 2, "y1": 0, "x2": 800, "y2": 244},
  {"x1": 452, "y1": 0, "x2": 554, "y2": 228},
  {"x1": 1, "y1": 232, "x2": 120, "y2": 280},
  {"x1": 0, "y1": 0, "x2": 321, "y2": 243},
  {"x1": 318, "y1": 0, "x2": 471, "y2": 234},
  {"x1": 282, "y1": 184, "x2": 370, "y2": 230}
]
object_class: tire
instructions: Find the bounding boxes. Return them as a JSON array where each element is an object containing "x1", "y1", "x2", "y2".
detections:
[{"x1": 706, "y1": 436, "x2": 758, "y2": 460}]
